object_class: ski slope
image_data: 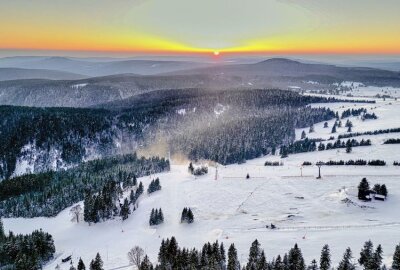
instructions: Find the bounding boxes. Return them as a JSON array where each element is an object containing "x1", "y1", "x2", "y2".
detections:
[{"x1": 4, "y1": 97, "x2": 400, "y2": 269}]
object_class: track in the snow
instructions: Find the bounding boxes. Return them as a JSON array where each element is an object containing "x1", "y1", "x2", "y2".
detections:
[{"x1": 228, "y1": 222, "x2": 400, "y2": 233}]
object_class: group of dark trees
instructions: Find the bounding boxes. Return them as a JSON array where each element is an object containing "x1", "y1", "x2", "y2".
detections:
[
  {"x1": 367, "y1": 160, "x2": 386, "y2": 166},
  {"x1": 0, "y1": 219, "x2": 55, "y2": 270},
  {"x1": 383, "y1": 138, "x2": 400, "y2": 144},
  {"x1": 338, "y1": 127, "x2": 400, "y2": 139},
  {"x1": 264, "y1": 161, "x2": 282, "y2": 166},
  {"x1": 148, "y1": 178, "x2": 162, "y2": 194},
  {"x1": 358, "y1": 178, "x2": 388, "y2": 200},
  {"x1": 280, "y1": 138, "x2": 371, "y2": 157},
  {"x1": 149, "y1": 208, "x2": 164, "y2": 226},
  {"x1": 0, "y1": 154, "x2": 169, "y2": 218},
  {"x1": 83, "y1": 178, "x2": 143, "y2": 224},
  {"x1": 180, "y1": 207, "x2": 194, "y2": 224},
  {"x1": 341, "y1": 108, "x2": 367, "y2": 118},
  {"x1": 65, "y1": 253, "x2": 103, "y2": 270},
  {"x1": 123, "y1": 237, "x2": 400, "y2": 270},
  {"x1": 188, "y1": 162, "x2": 209, "y2": 176},
  {"x1": 316, "y1": 159, "x2": 387, "y2": 166}
]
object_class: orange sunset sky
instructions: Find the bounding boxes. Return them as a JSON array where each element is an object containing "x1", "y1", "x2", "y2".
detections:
[{"x1": 1, "y1": 0, "x2": 400, "y2": 56}]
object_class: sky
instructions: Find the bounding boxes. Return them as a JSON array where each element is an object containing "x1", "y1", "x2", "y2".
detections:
[{"x1": 1, "y1": 0, "x2": 400, "y2": 56}]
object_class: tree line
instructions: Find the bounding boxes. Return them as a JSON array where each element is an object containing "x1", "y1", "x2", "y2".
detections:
[
  {"x1": 0, "y1": 154, "x2": 169, "y2": 218},
  {"x1": 0, "y1": 219, "x2": 55, "y2": 270},
  {"x1": 70, "y1": 237, "x2": 400, "y2": 270}
]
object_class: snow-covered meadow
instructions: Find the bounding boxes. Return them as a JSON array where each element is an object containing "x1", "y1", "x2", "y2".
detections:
[{"x1": 4, "y1": 97, "x2": 400, "y2": 270}]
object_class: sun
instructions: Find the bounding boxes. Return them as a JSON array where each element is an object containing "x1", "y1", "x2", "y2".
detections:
[{"x1": 213, "y1": 51, "x2": 220, "y2": 56}]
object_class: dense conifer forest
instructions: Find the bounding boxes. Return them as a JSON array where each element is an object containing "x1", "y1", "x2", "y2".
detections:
[
  {"x1": 0, "y1": 154, "x2": 169, "y2": 218},
  {"x1": 0, "y1": 89, "x2": 374, "y2": 179}
]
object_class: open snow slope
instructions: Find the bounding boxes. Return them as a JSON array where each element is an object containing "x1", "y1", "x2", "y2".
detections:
[{"x1": 4, "y1": 98, "x2": 400, "y2": 270}]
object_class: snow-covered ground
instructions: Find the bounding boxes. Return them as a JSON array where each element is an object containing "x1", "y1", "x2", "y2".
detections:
[
  {"x1": 335, "y1": 81, "x2": 400, "y2": 99},
  {"x1": 4, "y1": 98, "x2": 400, "y2": 270}
]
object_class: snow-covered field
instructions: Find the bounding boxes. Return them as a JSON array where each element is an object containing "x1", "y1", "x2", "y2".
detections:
[
  {"x1": 335, "y1": 81, "x2": 400, "y2": 98},
  {"x1": 4, "y1": 98, "x2": 400, "y2": 269}
]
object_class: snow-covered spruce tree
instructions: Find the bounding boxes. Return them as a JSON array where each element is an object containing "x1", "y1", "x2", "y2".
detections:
[
  {"x1": 368, "y1": 244, "x2": 383, "y2": 270},
  {"x1": 274, "y1": 255, "x2": 285, "y2": 270},
  {"x1": 0, "y1": 217, "x2": 5, "y2": 242},
  {"x1": 309, "y1": 124, "x2": 315, "y2": 133},
  {"x1": 148, "y1": 178, "x2": 162, "y2": 194},
  {"x1": 320, "y1": 244, "x2": 331, "y2": 270},
  {"x1": 120, "y1": 198, "x2": 131, "y2": 221},
  {"x1": 338, "y1": 248, "x2": 356, "y2": 270},
  {"x1": 186, "y1": 208, "x2": 194, "y2": 223},
  {"x1": 89, "y1": 253, "x2": 103, "y2": 270},
  {"x1": 301, "y1": 131, "x2": 307, "y2": 139},
  {"x1": 246, "y1": 239, "x2": 262, "y2": 270},
  {"x1": 331, "y1": 124, "x2": 337, "y2": 134},
  {"x1": 358, "y1": 178, "x2": 370, "y2": 200},
  {"x1": 257, "y1": 250, "x2": 268, "y2": 270},
  {"x1": 308, "y1": 259, "x2": 318, "y2": 270},
  {"x1": 139, "y1": 255, "x2": 153, "y2": 270},
  {"x1": 346, "y1": 143, "x2": 352, "y2": 153},
  {"x1": 220, "y1": 243, "x2": 226, "y2": 266},
  {"x1": 288, "y1": 243, "x2": 306, "y2": 270},
  {"x1": 137, "y1": 182, "x2": 144, "y2": 196},
  {"x1": 227, "y1": 243, "x2": 240, "y2": 270},
  {"x1": 149, "y1": 208, "x2": 164, "y2": 226},
  {"x1": 392, "y1": 243, "x2": 400, "y2": 270},
  {"x1": 359, "y1": 240, "x2": 374, "y2": 268},
  {"x1": 324, "y1": 122, "x2": 329, "y2": 128},
  {"x1": 181, "y1": 207, "x2": 188, "y2": 223},
  {"x1": 77, "y1": 258, "x2": 86, "y2": 270}
]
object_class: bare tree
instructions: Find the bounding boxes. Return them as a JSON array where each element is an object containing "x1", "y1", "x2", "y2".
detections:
[
  {"x1": 70, "y1": 205, "x2": 82, "y2": 223},
  {"x1": 127, "y1": 246, "x2": 145, "y2": 269}
]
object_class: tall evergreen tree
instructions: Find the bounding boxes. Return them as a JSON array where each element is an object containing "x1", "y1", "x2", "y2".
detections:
[
  {"x1": 331, "y1": 124, "x2": 337, "y2": 133},
  {"x1": 227, "y1": 244, "x2": 240, "y2": 270},
  {"x1": 369, "y1": 245, "x2": 383, "y2": 270},
  {"x1": 90, "y1": 253, "x2": 103, "y2": 270},
  {"x1": 288, "y1": 244, "x2": 306, "y2": 270},
  {"x1": 220, "y1": 243, "x2": 226, "y2": 265},
  {"x1": 139, "y1": 255, "x2": 153, "y2": 270},
  {"x1": 359, "y1": 240, "x2": 374, "y2": 268},
  {"x1": 274, "y1": 255, "x2": 285, "y2": 270},
  {"x1": 120, "y1": 198, "x2": 131, "y2": 221},
  {"x1": 358, "y1": 178, "x2": 370, "y2": 200},
  {"x1": 392, "y1": 244, "x2": 400, "y2": 270},
  {"x1": 187, "y1": 208, "x2": 194, "y2": 223},
  {"x1": 320, "y1": 244, "x2": 331, "y2": 270},
  {"x1": 257, "y1": 251, "x2": 268, "y2": 270},
  {"x1": 308, "y1": 259, "x2": 318, "y2": 270},
  {"x1": 0, "y1": 217, "x2": 5, "y2": 242},
  {"x1": 77, "y1": 258, "x2": 86, "y2": 270},
  {"x1": 246, "y1": 239, "x2": 261, "y2": 270},
  {"x1": 338, "y1": 248, "x2": 355, "y2": 270}
]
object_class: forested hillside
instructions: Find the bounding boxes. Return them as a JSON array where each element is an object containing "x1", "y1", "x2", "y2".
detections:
[
  {"x1": 0, "y1": 153, "x2": 169, "y2": 217},
  {"x1": 0, "y1": 89, "x2": 369, "y2": 179}
]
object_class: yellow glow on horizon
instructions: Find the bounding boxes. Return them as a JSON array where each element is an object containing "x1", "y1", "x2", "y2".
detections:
[{"x1": 1, "y1": 0, "x2": 400, "y2": 56}]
